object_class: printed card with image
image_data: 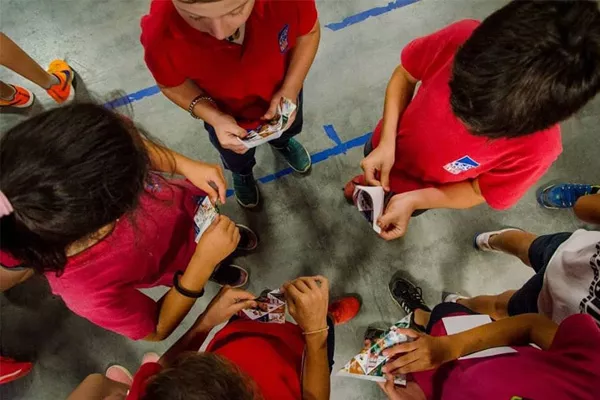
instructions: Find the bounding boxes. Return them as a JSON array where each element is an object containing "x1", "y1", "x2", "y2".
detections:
[
  {"x1": 238, "y1": 289, "x2": 286, "y2": 324},
  {"x1": 337, "y1": 314, "x2": 412, "y2": 385},
  {"x1": 239, "y1": 98, "x2": 297, "y2": 149},
  {"x1": 193, "y1": 196, "x2": 218, "y2": 243},
  {"x1": 353, "y1": 185, "x2": 386, "y2": 234}
]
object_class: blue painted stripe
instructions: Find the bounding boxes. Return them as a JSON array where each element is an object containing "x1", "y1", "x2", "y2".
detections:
[
  {"x1": 104, "y1": 85, "x2": 160, "y2": 109},
  {"x1": 325, "y1": 0, "x2": 419, "y2": 31},
  {"x1": 225, "y1": 129, "x2": 372, "y2": 198},
  {"x1": 323, "y1": 124, "x2": 343, "y2": 147}
]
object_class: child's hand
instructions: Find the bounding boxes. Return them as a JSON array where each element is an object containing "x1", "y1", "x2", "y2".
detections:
[
  {"x1": 213, "y1": 114, "x2": 249, "y2": 154},
  {"x1": 378, "y1": 377, "x2": 426, "y2": 400},
  {"x1": 377, "y1": 193, "x2": 418, "y2": 240},
  {"x1": 195, "y1": 215, "x2": 240, "y2": 267},
  {"x1": 180, "y1": 159, "x2": 227, "y2": 204},
  {"x1": 361, "y1": 143, "x2": 395, "y2": 191},
  {"x1": 281, "y1": 276, "x2": 329, "y2": 333},
  {"x1": 263, "y1": 90, "x2": 297, "y2": 131},
  {"x1": 382, "y1": 331, "x2": 456, "y2": 374},
  {"x1": 196, "y1": 286, "x2": 257, "y2": 331}
]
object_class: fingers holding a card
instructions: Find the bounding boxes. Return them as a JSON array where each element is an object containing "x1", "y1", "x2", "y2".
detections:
[
  {"x1": 180, "y1": 159, "x2": 227, "y2": 204},
  {"x1": 213, "y1": 114, "x2": 250, "y2": 155},
  {"x1": 381, "y1": 330, "x2": 456, "y2": 374},
  {"x1": 196, "y1": 286, "x2": 257, "y2": 331},
  {"x1": 195, "y1": 215, "x2": 240, "y2": 268},
  {"x1": 281, "y1": 276, "x2": 329, "y2": 333}
]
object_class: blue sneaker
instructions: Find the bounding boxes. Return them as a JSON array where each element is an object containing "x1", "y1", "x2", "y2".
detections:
[
  {"x1": 537, "y1": 183, "x2": 600, "y2": 209},
  {"x1": 272, "y1": 138, "x2": 311, "y2": 174},
  {"x1": 233, "y1": 173, "x2": 260, "y2": 209}
]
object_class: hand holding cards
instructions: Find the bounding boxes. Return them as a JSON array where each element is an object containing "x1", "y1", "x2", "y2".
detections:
[
  {"x1": 353, "y1": 185, "x2": 386, "y2": 234},
  {"x1": 238, "y1": 289, "x2": 286, "y2": 323},
  {"x1": 193, "y1": 195, "x2": 219, "y2": 243},
  {"x1": 239, "y1": 97, "x2": 297, "y2": 149}
]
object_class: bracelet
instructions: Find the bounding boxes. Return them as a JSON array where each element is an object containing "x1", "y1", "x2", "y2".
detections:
[
  {"x1": 173, "y1": 270, "x2": 205, "y2": 298},
  {"x1": 188, "y1": 95, "x2": 216, "y2": 119},
  {"x1": 302, "y1": 327, "x2": 329, "y2": 336}
]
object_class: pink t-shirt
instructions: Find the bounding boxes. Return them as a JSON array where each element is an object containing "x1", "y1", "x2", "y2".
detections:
[
  {"x1": 372, "y1": 20, "x2": 562, "y2": 210},
  {"x1": 413, "y1": 313, "x2": 600, "y2": 400},
  {"x1": 2, "y1": 176, "x2": 203, "y2": 340}
]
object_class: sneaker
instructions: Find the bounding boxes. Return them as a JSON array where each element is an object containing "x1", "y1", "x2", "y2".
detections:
[
  {"x1": 233, "y1": 173, "x2": 260, "y2": 209},
  {"x1": 46, "y1": 60, "x2": 75, "y2": 103},
  {"x1": 209, "y1": 263, "x2": 249, "y2": 288},
  {"x1": 0, "y1": 356, "x2": 33, "y2": 384},
  {"x1": 343, "y1": 174, "x2": 367, "y2": 203},
  {"x1": 537, "y1": 183, "x2": 600, "y2": 209},
  {"x1": 105, "y1": 364, "x2": 133, "y2": 386},
  {"x1": 388, "y1": 275, "x2": 431, "y2": 314},
  {"x1": 442, "y1": 291, "x2": 468, "y2": 303},
  {"x1": 141, "y1": 352, "x2": 160, "y2": 365},
  {"x1": 236, "y1": 224, "x2": 259, "y2": 251},
  {"x1": 0, "y1": 85, "x2": 34, "y2": 108},
  {"x1": 272, "y1": 138, "x2": 311, "y2": 173},
  {"x1": 328, "y1": 295, "x2": 361, "y2": 325},
  {"x1": 473, "y1": 228, "x2": 522, "y2": 252}
]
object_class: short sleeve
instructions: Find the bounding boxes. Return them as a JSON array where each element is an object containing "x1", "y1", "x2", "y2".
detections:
[
  {"x1": 401, "y1": 19, "x2": 480, "y2": 81},
  {"x1": 478, "y1": 150, "x2": 559, "y2": 210},
  {"x1": 296, "y1": 0, "x2": 318, "y2": 36},
  {"x1": 550, "y1": 314, "x2": 600, "y2": 354},
  {"x1": 70, "y1": 289, "x2": 158, "y2": 340}
]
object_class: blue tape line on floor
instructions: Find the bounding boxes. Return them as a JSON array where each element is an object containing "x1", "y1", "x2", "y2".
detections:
[
  {"x1": 324, "y1": 124, "x2": 343, "y2": 147},
  {"x1": 225, "y1": 128, "x2": 372, "y2": 198},
  {"x1": 104, "y1": 85, "x2": 160, "y2": 109},
  {"x1": 325, "y1": 0, "x2": 419, "y2": 31}
]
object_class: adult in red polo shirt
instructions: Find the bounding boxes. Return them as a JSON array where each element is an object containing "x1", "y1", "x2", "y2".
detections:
[
  {"x1": 141, "y1": 0, "x2": 320, "y2": 209},
  {"x1": 346, "y1": 1, "x2": 600, "y2": 240}
]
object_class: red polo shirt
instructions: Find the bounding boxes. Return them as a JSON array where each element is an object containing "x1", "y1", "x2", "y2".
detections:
[
  {"x1": 141, "y1": 0, "x2": 318, "y2": 129},
  {"x1": 372, "y1": 20, "x2": 562, "y2": 210}
]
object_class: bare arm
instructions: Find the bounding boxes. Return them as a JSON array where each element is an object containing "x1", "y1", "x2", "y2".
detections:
[
  {"x1": 302, "y1": 333, "x2": 330, "y2": 400},
  {"x1": 0, "y1": 267, "x2": 34, "y2": 292},
  {"x1": 158, "y1": 79, "x2": 226, "y2": 127}
]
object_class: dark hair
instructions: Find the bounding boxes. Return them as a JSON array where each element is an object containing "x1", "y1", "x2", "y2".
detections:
[
  {"x1": 142, "y1": 352, "x2": 260, "y2": 400},
  {"x1": 450, "y1": 0, "x2": 600, "y2": 138},
  {"x1": 0, "y1": 103, "x2": 153, "y2": 274}
]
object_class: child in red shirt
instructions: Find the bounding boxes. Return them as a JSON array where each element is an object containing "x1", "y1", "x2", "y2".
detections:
[
  {"x1": 0, "y1": 103, "x2": 258, "y2": 341},
  {"x1": 140, "y1": 0, "x2": 321, "y2": 209},
  {"x1": 347, "y1": 1, "x2": 600, "y2": 240}
]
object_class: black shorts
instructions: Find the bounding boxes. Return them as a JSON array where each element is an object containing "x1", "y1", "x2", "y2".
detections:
[{"x1": 506, "y1": 232, "x2": 572, "y2": 316}]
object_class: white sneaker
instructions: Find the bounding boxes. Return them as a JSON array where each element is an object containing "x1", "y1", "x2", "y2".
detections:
[
  {"x1": 442, "y1": 291, "x2": 468, "y2": 303},
  {"x1": 473, "y1": 228, "x2": 523, "y2": 252}
]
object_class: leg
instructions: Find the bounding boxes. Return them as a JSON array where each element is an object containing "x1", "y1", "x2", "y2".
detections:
[
  {"x1": 487, "y1": 230, "x2": 538, "y2": 266},
  {"x1": 0, "y1": 33, "x2": 57, "y2": 89},
  {"x1": 67, "y1": 373, "x2": 129, "y2": 400},
  {"x1": 457, "y1": 291, "x2": 516, "y2": 320},
  {"x1": 574, "y1": 193, "x2": 600, "y2": 224}
]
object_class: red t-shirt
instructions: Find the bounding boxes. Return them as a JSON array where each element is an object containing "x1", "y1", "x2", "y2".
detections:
[
  {"x1": 413, "y1": 313, "x2": 600, "y2": 400},
  {"x1": 140, "y1": 0, "x2": 318, "y2": 129},
  {"x1": 1, "y1": 176, "x2": 203, "y2": 340},
  {"x1": 372, "y1": 20, "x2": 562, "y2": 210},
  {"x1": 206, "y1": 319, "x2": 305, "y2": 400}
]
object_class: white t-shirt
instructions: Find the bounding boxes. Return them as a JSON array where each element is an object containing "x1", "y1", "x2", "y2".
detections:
[{"x1": 538, "y1": 229, "x2": 600, "y2": 324}]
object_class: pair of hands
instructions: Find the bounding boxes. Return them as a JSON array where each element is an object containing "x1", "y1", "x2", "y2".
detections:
[
  {"x1": 360, "y1": 140, "x2": 419, "y2": 241},
  {"x1": 212, "y1": 90, "x2": 298, "y2": 155},
  {"x1": 196, "y1": 275, "x2": 329, "y2": 334}
]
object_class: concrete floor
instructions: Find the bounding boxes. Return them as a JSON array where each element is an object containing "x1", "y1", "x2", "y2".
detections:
[{"x1": 1, "y1": 0, "x2": 599, "y2": 398}]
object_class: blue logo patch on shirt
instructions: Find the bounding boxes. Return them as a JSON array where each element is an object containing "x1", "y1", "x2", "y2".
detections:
[
  {"x1": 443, "y1": 156, "x2": 480, "y2": 175},
  {"x1": 278, "y1": 24, "x2": 289, "y2": 53}
]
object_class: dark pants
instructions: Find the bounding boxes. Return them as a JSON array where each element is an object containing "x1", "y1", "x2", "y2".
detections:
[
  {"x1": 205, "y1": 92, "x2": 304, "y2": 175},
  {"x1": 326, "y1": 316, "x2": 335, "y2": 372},
  {"x1": 426, "y1": 302, "x2": 479, "y2": 333}
]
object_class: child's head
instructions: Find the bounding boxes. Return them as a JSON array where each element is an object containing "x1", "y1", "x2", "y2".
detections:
[
  {"x1": 450, "y1": 0, "x2": 600, "y2": 138},
  {"x1": 172, "y1": 0, "x2": 256, "y2": 41},
  {"x1": 142, "y1": 352, "x2": 260, "y2": 400},
  {"x1": 0, "y1": 103, "x2": 150, "y2": 274}
]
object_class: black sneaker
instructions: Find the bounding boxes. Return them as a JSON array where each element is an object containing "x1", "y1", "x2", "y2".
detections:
[
  {"x1": 388, "y1": 275, "x2": 431, "y2": 314},
  {"x1": 236, "y1": 224, "x2": 259, "y2": 251},
  {"x1": 209, "y1": 263, "x2": 249, "y2": 288}
]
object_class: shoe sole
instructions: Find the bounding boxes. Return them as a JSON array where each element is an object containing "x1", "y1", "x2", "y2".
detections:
[{"x1": 236, "y1": 224, "x2": 259, "y2": 251}]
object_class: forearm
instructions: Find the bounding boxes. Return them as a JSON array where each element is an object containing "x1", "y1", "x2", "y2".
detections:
[
  {"x1": 144, "y1": 254, "x2": 217, "y2": 341},
  {"x1": 447, "y1": 314, "x2": 558, "y2": 360},
  {"x1": 380, "y1": 66, "x2": 417, "y2": 144},
  {"x1": 399, "y1": 180, "x2": 485, "y2": 211},
  {"x1": 302, "y1": 334, "x2": 330, "y2": 400},
  {"x1": 280, "y1": 21, "x2": 320, "y2": 98},
  {"x1": 159, "y1": 79, "x2": 227, "y2": 126}
]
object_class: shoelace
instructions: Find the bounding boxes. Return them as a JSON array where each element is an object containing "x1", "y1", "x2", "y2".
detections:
[
  {"x1": 553, "y1": 184, "x2": 593, "y2": 207},
  {"x1": 395, "y1": 285, "x2": 425, "y2": 312}
]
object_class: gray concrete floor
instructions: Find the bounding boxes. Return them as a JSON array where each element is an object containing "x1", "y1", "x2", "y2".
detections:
[{"x1": 1, "y1": 0, "x2": 599, "y2": 399}]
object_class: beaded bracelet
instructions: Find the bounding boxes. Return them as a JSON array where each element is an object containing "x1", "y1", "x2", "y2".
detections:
[
  {"x1": 188, "y1": 95, "x2": 216, "y2": 119},
  {"x1": 302, "y1": 327, "x2": 329, "y2": 335}
]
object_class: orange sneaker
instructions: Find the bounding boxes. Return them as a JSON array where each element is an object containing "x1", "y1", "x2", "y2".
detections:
[
  {"x1": 0, "y1": 85, "x2": 34, "y2": 108},
  {"x1": 328, "y1": 295, "x2": 361, "y2": 326},
  {"x1": 46, "y1": 59, "x2": 75, "y2": 103}
]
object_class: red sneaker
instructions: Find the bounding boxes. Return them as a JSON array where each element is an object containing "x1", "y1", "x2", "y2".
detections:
[
  {"x1": 343, "y1": 174, "x2": 367, "y2": 203},
  {"x1": 0, "y1": 85, "x2": 34, "y2": 108},
  {"x1": 328, "y1": 296, "x2": 361, "y2": 326},
  {"x1": 0, "y1": 356, "x2": 33, "y2": 385}
]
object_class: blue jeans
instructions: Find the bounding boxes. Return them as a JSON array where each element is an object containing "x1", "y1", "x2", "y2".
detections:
[{"x1": 205, "y1": 91, "x2": 304, "y2": 175}]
